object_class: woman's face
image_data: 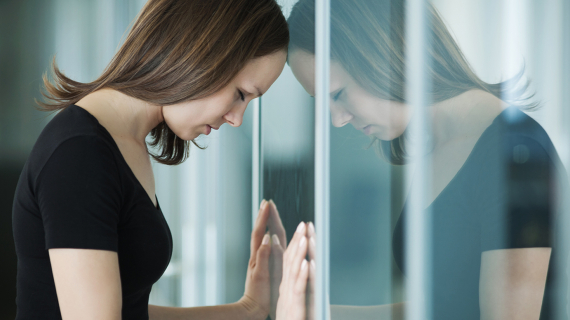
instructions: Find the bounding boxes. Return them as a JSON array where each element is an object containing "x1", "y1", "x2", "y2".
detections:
[
  {"x1": 289, "y1": 49, "x2": 411, "y2": 141},
  {"x1": 162, "y1": 50, "x2": 287, "y2": 141}
]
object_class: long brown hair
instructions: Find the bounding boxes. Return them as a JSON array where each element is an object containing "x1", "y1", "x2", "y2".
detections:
[
  {"x1": 288, "y1": 0, "x2": 535, "y2": 165},
  {"x1": 39, "y1": 0, "x2": 289, "y2": 165}
]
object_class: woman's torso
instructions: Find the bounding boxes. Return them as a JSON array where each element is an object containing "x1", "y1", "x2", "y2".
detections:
[{"x1": 12, "y1": 105, "x2": 173, "y2": 320}]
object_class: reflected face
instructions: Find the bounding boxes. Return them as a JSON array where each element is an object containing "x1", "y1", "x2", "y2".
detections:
[
  {"x1": 163, "y1": 50, "x2": 287, "y2": 140},
  {"x1": 289, "y1": 49, "x2": 411, "y2": 141}
]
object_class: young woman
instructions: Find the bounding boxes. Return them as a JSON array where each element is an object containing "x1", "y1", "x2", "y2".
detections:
[
  {"x1": 11, "y1": 0, "x2": 292, "y2": 319},
  {"x1": 277, "y1": 0, "x2": 569, "y2": 319}
]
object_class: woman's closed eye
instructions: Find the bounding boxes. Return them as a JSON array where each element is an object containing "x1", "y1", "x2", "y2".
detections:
[
  {"x1": 238, "y1": 89, "x2": 245, "y2": 101},
  {"x1": 332, "y1": 88, "x2": 344, "y2": 102}
]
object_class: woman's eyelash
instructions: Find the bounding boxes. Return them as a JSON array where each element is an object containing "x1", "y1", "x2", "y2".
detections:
[{"x1": 238, "y1": 89, "x2": 245, "y2": 101}]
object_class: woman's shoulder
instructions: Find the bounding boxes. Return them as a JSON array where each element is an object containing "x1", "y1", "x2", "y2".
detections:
[
  {"x1": 468, "y1": 106, "x2": 568, "y2": 197},
  {"x1": 488, "y1": 107, "x2": 554, "y2": 151},
  {"x1": 26, "y1": 105, "x2": 120, "y2": 180},
  {"x1": 40, "y1": 104, "x2": 107, "y2": 142},
  {"x1": 473, "y1": 107, "x2": 557, "y2": 163}
]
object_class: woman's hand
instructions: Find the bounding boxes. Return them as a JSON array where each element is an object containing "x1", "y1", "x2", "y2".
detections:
[
  {"x1": 276, "y1": 222, "x2": 310, "y2": 320},
  {"x1": 239, "y1": 199, "x2": 273, "y2": 320}
]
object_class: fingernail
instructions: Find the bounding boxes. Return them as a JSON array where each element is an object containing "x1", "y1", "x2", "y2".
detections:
[
  {"x1": 299, "y1": 236, "x2": 306, "y2": 248},
  {"x1": 262, "y1": 234, "x2": 270, "y2": 245},
  {"x1": 309, "y1": 222, "x2": 315, "y2": 233},
  {"x1": 296, "y1": 222, "x2": 305, "y2": 234},
  {"x1": 272, "y1": 234, "x2": 280, "y2": 246},
  {"x1": 301, "y1": 259, "x2": 308, "y2": 271},
  {"x1": 310, "y1": 236, "x2": 316, "y2": 248},
  {"x1": 260, "y1": 199, "x2": 266, "y2": 210}
]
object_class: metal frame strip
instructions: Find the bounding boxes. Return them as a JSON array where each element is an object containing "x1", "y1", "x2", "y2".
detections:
[
  {"x1": 404, "y1": 0, "x2": 432, "y2": 319},
  {"x1": 315, "y1": 0, "x2": 331, "y2": 318}
]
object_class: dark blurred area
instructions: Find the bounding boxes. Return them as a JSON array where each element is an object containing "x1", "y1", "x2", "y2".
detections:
[
  {"x1": 1, "y1": 0, "x2": 143, "y2": 317},
  {"x1": 1, "y1": 1, "x2": 56, "y2": 317}
]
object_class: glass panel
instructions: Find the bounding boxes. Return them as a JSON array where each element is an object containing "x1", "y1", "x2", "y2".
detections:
[
  {"x1": 287, "y1": 0, "x2": 570, "y2": 319},
  {"x1": 260, "y1": 71, "x2": 315, "y2": 239},
  {"x1": 259, "y1": 1, "x2": 316, "y2": 319}
]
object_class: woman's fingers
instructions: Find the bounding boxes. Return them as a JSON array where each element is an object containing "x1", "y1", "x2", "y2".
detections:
[
  {"x1": 292, "y1": 259, "x2": 310, "y2": 320},
  {"x1": 271, "y1": 234, "x2": 284, "y2": 285},
  {"x1": 307, "y1": 222, "x2": 316, "y2": 238},
  {"x1": 276, "y1": 222, "x2": 309, "y2": 320},
  {"x1": 268, "y1": 200, "x2": 287, "y2": 249},
  {"x1": 282, "y1": 223, "x2": 308, "y2": 294},
  {"x1": 295, "y1": 259, "x2": 309, "y2": 294},
  {"x1": 308, "y1": 237, "x2": 316, "y2": 263},
  {"x1": 253, "y1": 233, "x2": 271, "y2": 280},
  {"x1": 243, "y1": 232, "x2": 272, "y2": 318},
  {"x1": 282, "y1": 222, "x2": 306, "y2": 288},
  {"x1": 251, "y1": 200, "x2": 270, "y2": 260},
  {"x1": 308, "y1": 260, "x2": 316, "y2": 295},
  {"x1": 270, "y1": 234, "x2": 284, "y2": 320},
  {"x1": 288, "y1": 234, "x2": 308, "y2": 291},
  {"x1": 307, "y1": 260, "x2": 316, "y2": 320}
]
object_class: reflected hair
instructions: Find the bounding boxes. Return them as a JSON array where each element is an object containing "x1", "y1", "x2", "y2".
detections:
[
  {"x1": 38, "y1": 0, "x2": 289, "y2": 165},
  {"x1": 288, "y1": 0, "x2": 536, "y2": 165}
]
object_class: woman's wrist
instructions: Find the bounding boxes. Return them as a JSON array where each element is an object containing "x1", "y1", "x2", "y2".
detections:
[{"x1": 237, "y1": 295, "x2": 269, "y2": 320}]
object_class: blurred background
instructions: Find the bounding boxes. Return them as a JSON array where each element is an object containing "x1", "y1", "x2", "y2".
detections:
[{"x1": 1, "y1": 0, "x2": 569, "y2": 319}]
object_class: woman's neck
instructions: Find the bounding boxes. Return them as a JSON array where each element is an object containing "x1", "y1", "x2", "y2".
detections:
[
  {"x1": 429, "y1": 90, "x2": 507, "y2": 149},
  {"x1": 76, "y1": 89, "x2": 164, "y2": 146}
]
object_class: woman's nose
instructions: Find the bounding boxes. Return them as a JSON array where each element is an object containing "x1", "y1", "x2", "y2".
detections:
[
  {"x1": 330, "y1": 106, "x2": 353, "y2": 128},
  {"x1": 223, "y1": 103, "x2": 247, "y2": 127}
]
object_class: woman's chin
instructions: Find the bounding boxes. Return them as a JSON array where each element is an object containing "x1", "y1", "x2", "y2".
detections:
[
  {"x1": 371, "y1": 131, "x2": 392, "y2": 141},
  {"x1": 174, "y1": 130, "x2": 200, "y2": 141},
  {"x1": 373, "y1": 128, "x2": 406, "y2": 142}
]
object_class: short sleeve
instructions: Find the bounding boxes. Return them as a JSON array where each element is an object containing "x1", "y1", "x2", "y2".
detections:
[
  {"x1": 36, "y1": 135, "x2": 122, "y2": 251},
  {"x1": 480, "y1": 135, "x2": 553, "y2": 252}
]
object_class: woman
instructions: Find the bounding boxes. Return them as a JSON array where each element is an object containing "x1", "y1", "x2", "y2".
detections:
[
  {"x1": 279, "y1": 0, "x2": 569, "y2": 319},
  {"x1": 12, "y1": 0, "x2": 291, "y2": 319}
]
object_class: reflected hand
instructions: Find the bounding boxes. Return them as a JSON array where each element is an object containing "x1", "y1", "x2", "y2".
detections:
[
  {"x1": 276, "y1": 222, "x2": 310, "y2": 320},
  {"x1": 241, "y1": 200, "x2": 272, "y2": 320},
  {"x1": 306, "y1": 222, "x2": 316, "y2": 320},
  {"x1": 268, "y1": 200, "x2": 287, "y2": 320}
]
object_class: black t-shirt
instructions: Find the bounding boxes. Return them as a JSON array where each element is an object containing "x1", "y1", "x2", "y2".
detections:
[
  {"x1": 392, "y1": 107, "x2": 568, "y2": 320},
  {"x1": 12, "y1": 105, "x2": 173, "y2": 320}
]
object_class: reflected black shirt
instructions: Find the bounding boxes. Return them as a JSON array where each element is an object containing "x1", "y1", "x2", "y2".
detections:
[
  {"x1": 12, "y1": 105, "x2": 173, "y2": 320},
  {"x1": 392, "y1": 107, "x2": 568, "y2": 320}
]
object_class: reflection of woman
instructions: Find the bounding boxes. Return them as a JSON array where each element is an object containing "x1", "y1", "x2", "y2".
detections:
[
  {"x1": 279, "y1": 0, "x2": 568, "y2": 319},
  {"x1": 12, "y1": 1, "x2": 288, "y2": 319}
]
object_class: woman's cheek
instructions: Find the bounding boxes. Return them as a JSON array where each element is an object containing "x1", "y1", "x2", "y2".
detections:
[{"x1": 163, "y1": 111, "x2": 197, "y2": 141}]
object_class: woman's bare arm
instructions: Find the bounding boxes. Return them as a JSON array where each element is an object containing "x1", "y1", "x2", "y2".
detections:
[
  {"x1": 148, "y1": 299, "x2": 267, "y2": 320},
  {"x1": 50, "y1": 200, "x2": 273, "y2": 320},
  {"x1": 49, "y1": 248, "x2": 122, "y2": 320},
  {"x1": 50, "y1": 248, "x2": 267, "y2": 320},
  {"x1": 148, "y1": 200, "x2": 274, "y2": 320},
  {"x1": 480, "y1": 248, "x2": 551, "y2": 320}
]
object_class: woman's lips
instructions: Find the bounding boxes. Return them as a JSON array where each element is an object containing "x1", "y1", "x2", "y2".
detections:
[{"x1": 205, "y1": 125, "x2": 220, "y2": 135}]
